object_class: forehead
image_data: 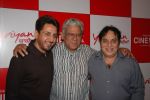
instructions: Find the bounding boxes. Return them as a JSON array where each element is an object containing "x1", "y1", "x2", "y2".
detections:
[
  {"x1": 42, "y1": 24, "x2": 57, "y2": 31},
  {"x1": 102, "y1": 30, "x2": 117, "y2": 39},
  {"x1": 66, "y1": 25, "x2": 81, "y2": 33}
]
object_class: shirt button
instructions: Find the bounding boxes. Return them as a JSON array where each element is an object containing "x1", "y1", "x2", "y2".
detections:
[
  {"x1": 106, "y1": 80, "x2": 110, "y2": 83},
  {"x1": 106, "y1": 80, "x2": 110, "y2": 86},
  {"x1": 106, "y1": 90, "x2": 110, "y2": 94}
]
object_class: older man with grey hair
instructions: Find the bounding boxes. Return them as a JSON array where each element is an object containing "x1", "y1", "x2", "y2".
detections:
[{"x1": 50, "y1": 18, "x2": 95, "y2": 100}]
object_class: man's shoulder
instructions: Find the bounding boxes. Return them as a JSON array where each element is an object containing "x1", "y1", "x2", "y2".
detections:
[
  {"x1": 80, "y1": 44, "x2": 90, "y2": 48},
  {"x1": 80, "y1": 44, "x2": 94, "y2": 51},
  {"x1": 52, "y1": 42, "x2": 63, "y2": 52},
  {"x1": 90, "y1": 51, "x2": 100, "y2": 58},
  {"x1": 119, "y1": 53, "x2": 137, "y2": 63},
  {"x1": 9, "y1": 55, "x2": 28, "y2": 67},
  {"x1": 54, "y1": 42, "x2": 63, "y2": 48}
]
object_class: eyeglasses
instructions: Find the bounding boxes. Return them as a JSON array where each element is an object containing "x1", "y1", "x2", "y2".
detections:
[{"x1": 66, "y1": 33, "x2": 82, "y2": 38}]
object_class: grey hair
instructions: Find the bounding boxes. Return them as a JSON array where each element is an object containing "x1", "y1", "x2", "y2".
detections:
[{"x1": 62, "y1": 18, "x2": 84, "y2": 35}]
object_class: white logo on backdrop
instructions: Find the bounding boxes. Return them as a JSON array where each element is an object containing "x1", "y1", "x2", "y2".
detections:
[{"x1": 134, "y1": 34, "x2": 150, "y2": 46}]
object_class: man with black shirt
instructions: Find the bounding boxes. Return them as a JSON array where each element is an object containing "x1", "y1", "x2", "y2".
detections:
[{"x1": 5, "y1": 15, "x2": 59, "y2": 100}]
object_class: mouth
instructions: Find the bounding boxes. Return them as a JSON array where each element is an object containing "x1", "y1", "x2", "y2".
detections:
[{"x1": 106, "y1": 48, "x2": 114, "y2": 52}]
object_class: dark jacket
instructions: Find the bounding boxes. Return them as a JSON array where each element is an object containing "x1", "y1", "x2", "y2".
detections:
[{"x1": 6, "y1": 41, "x2": 54, "y2": 100}]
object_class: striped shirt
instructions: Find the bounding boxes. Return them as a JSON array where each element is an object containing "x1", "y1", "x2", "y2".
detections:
[{"x1": 50, "y1": 42, "x2": 95, "y2": 100}]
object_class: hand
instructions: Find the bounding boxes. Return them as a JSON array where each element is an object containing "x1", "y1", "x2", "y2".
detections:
[
  {"x1": 13, "y1": 44, "x2": 28, "y2": 58},
  {"x1": 119, "y1": 48, "x2": 134, "y2": 58}
]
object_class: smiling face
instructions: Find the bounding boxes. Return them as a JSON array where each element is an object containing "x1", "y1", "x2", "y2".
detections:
[
  {"x1": 100, "y1": 30, "x2": 119, "y2": 58},
  {"x1": 35, "y1": 23, "x2": 57, "y2": 53},
  {"x1": 62, "y1": 25, "x2": 82, "y2": 52}
]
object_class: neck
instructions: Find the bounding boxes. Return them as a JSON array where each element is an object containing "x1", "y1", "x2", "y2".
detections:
[
  {"x1": 34, "y1": 41, "x2": 46, "y2": 54},
  {"x1": 103, "y1": 55, "x2": 117, "y2": 66}
]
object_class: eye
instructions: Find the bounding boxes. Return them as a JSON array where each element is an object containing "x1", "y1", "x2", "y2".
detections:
[
  {"x1": 53, "y1": 34, "x2": 58, "y2": 38},
  {"x1": 44, "y1": 32, "x2": 51, "y2": 36},
  {"x1": 68, "y1": 33, "x2": 74, "y2": 37},
  {"x1": 112, "y1": 39, "x2": 118, "y2": 43},
  {"x1": 102, "y1": 39, "x2": 108, "y2": 43},
  {"x1": 67, "y1": 33, "x2": 82, "y2": 38}
]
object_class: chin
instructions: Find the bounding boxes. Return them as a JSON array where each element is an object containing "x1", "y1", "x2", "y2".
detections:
[
  {"x1": 70, "y1": 46, "x2": 78, "y2": 49},
  {"x1": 45, "y1": 46, "x2": 52, "y2": 51},
  {"x1": 103, "y1": 52, "x2": 115, "y2": 57},
  {"x1": 108, "y1": 54, "x2": 116, "y2": 57}
]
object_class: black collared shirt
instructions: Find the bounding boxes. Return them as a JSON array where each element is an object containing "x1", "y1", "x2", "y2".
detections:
[{"x1": 6, "y1": 41, "x2": 54, "y2": 100}]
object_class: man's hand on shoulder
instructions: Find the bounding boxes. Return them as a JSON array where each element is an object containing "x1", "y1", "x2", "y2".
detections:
[
  {"x1": 13, "y1": 44, "x2": 28, "y2": 58},
  {"x1": 118, "y1": 48, "x2": 134, "y2": 58}
]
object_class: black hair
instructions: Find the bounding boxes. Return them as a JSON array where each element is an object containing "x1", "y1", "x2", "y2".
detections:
[
  {"x1": 35, "y1": 15, "x2": 59, "y2": 33},
  {"x1": 98, "y1": 25, "x2": 121, "y2": 44}
]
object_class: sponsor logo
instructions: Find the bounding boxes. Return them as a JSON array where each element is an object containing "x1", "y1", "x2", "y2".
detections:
[
  {"x1": 133, "y1": 34, "x2": 150, "y2": 46},
  {"x1": 92, "y1": 33, "x2": 129, "y2": 45},
  {"x1": 121, "y1": 34, "x2": 129, "y2": 44},
  {"x1": 1, "y1": 31, "x2": 86, "y2": 44},
  {"x1": 4, "y1": 31, "x2": 34, "y2": 44},
  {"x1": 92, "y1": 34, "x2": 99, "y2": 45}
]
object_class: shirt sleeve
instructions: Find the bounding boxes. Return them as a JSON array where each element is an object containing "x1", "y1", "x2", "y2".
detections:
[
  {"x1": 5, "y1": 57, "x2": 24, "y2": 100},
  {"x1": 130, "y1": 59, "x2": 145, "y2": 100}
]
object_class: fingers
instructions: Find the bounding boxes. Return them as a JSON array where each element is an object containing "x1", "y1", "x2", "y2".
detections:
[
  {"x1": 13, "y1": 44, "x2": 28, "y2": 57},
  {"x1": 129, "y1": 53, "x2": 135, "y2": 58},
  {"x1": 13, "y1": 49, "x2": 19, "y2": 58},
  {"x1": 119, "y1": 48, "x2": 128, "y2": 56},
  {"x1": 13, "y1": 45, "x2": 20, "y2": 57},
  {"x1": 124, "y1": 49, "x2": 135, "y2": 58},
  {"x1": 123, "y1": 49, "x2": 128, "y2": 56},
  {"x1": 21, "y1": 44, "x2": 28, "y2": 56},
  {"x1": 22, "y1": 48, "x2": 28, "y2": 55},
  {"x1": 119, "y1": 48, "x2": 132, "y2": 57},
  {"x1": 126, "y1": 49, "x2": 130, "y2": 56},
  {"x1": 19, "y1": 49, "x2": 26, "y2": 57},
  {"x1": 116, "y1": 48, "x2": 135, "y2": 58}
]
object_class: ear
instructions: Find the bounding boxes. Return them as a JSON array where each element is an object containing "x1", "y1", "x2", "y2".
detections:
[{"x1": 34, "y1": 30, "x2": 39, "y2": 39}]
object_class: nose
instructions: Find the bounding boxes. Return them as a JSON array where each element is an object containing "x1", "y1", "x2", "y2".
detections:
[
  {"x1": 73, "y1": 35, "x2": 78, "y2": 40},
  {"x1": 108, "y1": 41, "x2": 113, "y2": 47}
]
